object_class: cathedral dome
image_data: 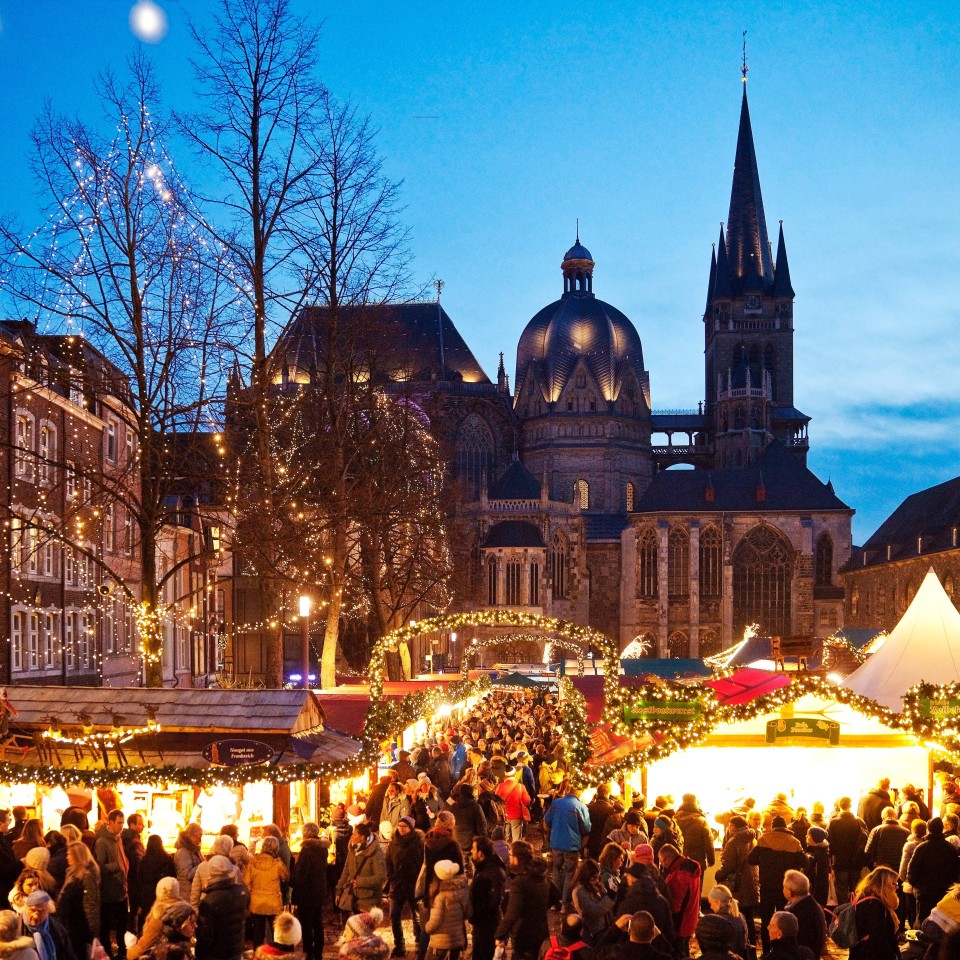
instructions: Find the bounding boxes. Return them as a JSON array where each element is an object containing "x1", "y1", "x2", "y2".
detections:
[{"x1": 516, "y1": 239, "x2": 646, "y2": 404}]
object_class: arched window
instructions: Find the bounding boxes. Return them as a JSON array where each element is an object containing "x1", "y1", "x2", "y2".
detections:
[
  {"x1": 486, "y1": 556, "x2": 498, "y2": 606},
  {"x1": 734, "y1": 405, "x2": 745, "y2": 430},
  {"x1": 529, "y1": 561, "x2": 540, "y2": 606},
  {"x1": 732, "y1": 526, "x2": 793, "y2": 638},
  {"x1": 668, "y1": 528, "x2": 689, "y2": 598},
  {"x1": 626, "y1": 482, "x2": 635, "y2": 512},
  {"x1": 851, "y1": 585, "x2": 860, "y2": 617},
  {"x1": 699, "y1": 629, "x2": 721, "y2": 658},
  {"x1": 668, "y1": 631, "x2": 689, "y2": 658},
  {"x1": 551, "y1": 535, "x2": 568, "y2": 600},
  {"x1": 505, "y1": 559, "x2": 522, "y2": 605},
  {"x1": 574, "y1": 479, "x2": 590, "y2": 510},
  {"x1": 637, "y1": 528, "x2": 658, "y2": 598},
  {"x1": 699, "y1": 526, "x2": 722, "y2": 598},
  {"x1": 815, "y1": 534, "x2": 834, "y2": 586},
  {"x1": 455, "y1": 414, "x2": 495, "y2": 499}
]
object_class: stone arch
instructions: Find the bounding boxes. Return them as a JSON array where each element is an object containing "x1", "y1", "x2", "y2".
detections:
[
  {"x1": 699, "y1": 628, "x2": 721, "y2": 658},
  {"x1": 732, "y1": 525, "x2": 794, "y2": 638},
  {"x1": 668, "y1": 631, "x2": 689, "y2": 658}
]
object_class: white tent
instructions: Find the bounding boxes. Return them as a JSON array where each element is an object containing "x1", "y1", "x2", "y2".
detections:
[{"x1": 842, "y1": 567, "x2": 960, "y2": 710}]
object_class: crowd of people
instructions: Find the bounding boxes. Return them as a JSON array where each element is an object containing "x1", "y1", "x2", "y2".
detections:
[{"x1": 8, "y1": 692, "x2": 960, "y2": 960}]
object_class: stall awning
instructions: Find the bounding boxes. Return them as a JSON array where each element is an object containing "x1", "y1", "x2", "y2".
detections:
[{"x1": 704, "y1": 668, "x2": 791, "y2": 705}]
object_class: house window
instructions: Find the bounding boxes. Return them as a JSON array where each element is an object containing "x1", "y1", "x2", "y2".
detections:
[
  {"x1": 699, "y1": 525, "x2": 722, "y2": 598},
  {"x1": 80, "y1": 614, "x2": 94, "y2": 668},
  {"x1": 529, "y1": 561, "x2": 540, "y2": 606},
  {"x1": 66, "y1": 463, "x2": 77, "y2": 500},
  {"x1": 815, "y1": 534, "x2": 834, "y2": 586},
  {"x1": 637, "y1": 528, "x2": 659, "y2": 598},
  {"x1": 668, "y1": 528, "x2": 689, "y2": 598},
  {"x1": 104, "y1": 505, "x2": 115, "y2": 554},
  {"x1": 104, "y1": 603, "x2": 115, "y2": 655},
  {"x1": 26, "y1": 527, "x2": 38, "y2": 576},
  {"x1": 65, "y1": 612, "x2": 75, "y2": 670},
  {"x1": 15, "y1": 414, "x2": 34, "y2": 480},
  {"x1": 486, "y1": 556, "x2": 498, "y2": 606},
  {"x1": 574, "y1": 479, "x2": 589, "y2": 510},
  {"x1": 27, "y1": 613, "x2": 40, "y2": 669},
  {"x1": 43, "y1": 540, "x2": 56, "y2": 578},
  {"x1": 106, "y1": 419, "x2": 118, "y2": 462},
  {"x1": 626, "y1": 482, "x2": 635, "y2": 512},
  {"x1": 64, "y1": 547, "x2": 75, "y2": 586},
  {"x1": 505, "y1": 560, "x2": 522, "y2": 605},
  {"x1": 10, "y1": 518, "x2": 24, "y2": 571},
  {"x1": 43, "y1": 612, "x2": 58, "y2": 668},
  {"x1": 124, "y1": 511, "x2": 135, "y2": 556},
  {"x1": 125, "y1": 432, "x2": 135, "y2": 466},
  {"x1": 38, "y1": 424, "x2": 54, "y2": 486},
  {"x1": 11, "y1": 613, "x2": 24, "y2": 673}
]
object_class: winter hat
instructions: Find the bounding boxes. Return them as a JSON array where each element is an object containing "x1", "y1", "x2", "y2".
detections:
[
  {"x1": 155, "y1": 876, "x2": 180, "y2": 902},
  {"x1": 729, "y1": 815, "x2": 747, "y2": 830},
  {"x1": 405, "y1": 779, "x2": 419, "y2": 791},
  {"x1": 707, "y1": 885, "x2": 733, "y2": 904},
  {"x1": 345, "y1": 907, "x2": 384, "y2": 939},
  {"x1": 208, "y1": 855, "x2": 234, "y2": 880},
  {"x1": 274, "y1": 912, "x2": 302, "y2": 947},
  {"x1": 929, "y1": 817, "x2": 945, "y2": 836},
  {"x1": 808, "y1": 827, "x2": 828, "y2": 844},
  {"x1": 771, "y1": 816, "x2": 787, "y2": 829},
  {"x1": 632, "y1": 843, "x2": 655, "y2": 864},
  {"x1": 23, "y1": 848, "x2": 50, "y2": 870},
  {"x1": 160, "y1": 902, "x2": 196, "y2": 933},
  {"x1": 24, "y1": 891, "x2": 52, "y2": 907},
  {"x1": 379, "y1": 821, "x2": 393, "y2": 841},
  {"x1": 399, "y1": 816, "x2": 416, "y2": 830},
  {"x1": 434, "y1": 859, "x2": 460, "y2": 881},
  {"x1": 210, "y1": 835, "x2": 233, "y2": 857},
  {"x1": 624, "y1": 810, "x2": 642, "y2": 826},
  {"x1": 653, "y1": 816, "x2": 672, "y2": 831}
]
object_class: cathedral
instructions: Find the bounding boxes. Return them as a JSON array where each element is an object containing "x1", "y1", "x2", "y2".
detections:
[{"x1": 268, "y1": 82, "x2": 854, "y2": 666}]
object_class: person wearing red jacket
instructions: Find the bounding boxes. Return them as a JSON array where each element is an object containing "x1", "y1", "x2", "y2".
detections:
[
  {"x1": 496, "y1": 771, "x2": 531, "y2": 842},
  {"x1": 658, "y1": 844, "x2": 702, "y2": 959}
]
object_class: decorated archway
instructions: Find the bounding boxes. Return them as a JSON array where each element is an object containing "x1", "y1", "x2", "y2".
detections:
[{"x1": 368, "y1": 609, "x2": 620, "y2": 708}]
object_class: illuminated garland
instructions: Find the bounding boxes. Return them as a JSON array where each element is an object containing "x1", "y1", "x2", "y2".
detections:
[
  {"x1": 903, "y1": 681, "x2": 960, "y2": 739},
  {"x1": 557, "y1": 676, "x2": 590, "y2": 783}
]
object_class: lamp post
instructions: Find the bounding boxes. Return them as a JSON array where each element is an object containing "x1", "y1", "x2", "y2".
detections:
[{"x1": 299, "y1": 595, "x2": 312, "y2": 690}]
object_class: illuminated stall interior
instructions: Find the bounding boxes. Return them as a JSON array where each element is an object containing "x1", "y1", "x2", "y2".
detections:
[{"x1": 0, "y1": 687, "x2": 365, "y2": 851}]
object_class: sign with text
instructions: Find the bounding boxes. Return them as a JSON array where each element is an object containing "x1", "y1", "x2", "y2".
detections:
[
  {"x1": 202, "y1": 739, "x2": 275, "y2": 767},
  {"x1": 919, "y1": 698, "x2": 960, "y2": 719},
  {"x1": 623, "y1": 700, "x2": 702, "y2": 724},
  {"x1": 765, "y1": 717, "x2": 840, "y2": 746}
]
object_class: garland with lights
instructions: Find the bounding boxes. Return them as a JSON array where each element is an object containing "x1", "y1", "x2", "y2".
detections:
[{"x1": 557, "y1": 676, "x2": 590, "y2": 782}]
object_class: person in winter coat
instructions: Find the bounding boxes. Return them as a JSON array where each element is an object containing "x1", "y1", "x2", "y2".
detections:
[
  {"x1": 470, "y1": 838, "x2": 505, "y2": 960},
  {"x1": 172, "y1": 825, "x2": 203, "y2": 902},
  {"x1": 586, "y1": 786, "x2": 617, "y2": 860},
  {"x1": 338, "y1": 908, "x2": 389, "y2": 960},
  {"x1": 900, "y1": 785, "x2": 930, "y2": 823},
  {"x1": 291, "y1": 824, "x2": 329, "y2": 960},
  {"x1": 43, "y1": 835, "x2": 67, "y2": 898},
  {"x1": 125, "y1": 877, "x2": 182, "y2": 960},
  {"x1": 674, "y1": 795, "x2": 716, "y2": 883},
  {"x1": 120, "y1": 816, "x2": 145, "y2": 937},
  {"x1": 12, "y1": 823, "x2": 45, "y2": 865},
  {"x1": 695, "y1": 913, "x2": 743, "y2": 960},
  {"x1": 195, "y1": 856, "x2": 249, "y2": 960},
  {"x1": 450, "y1": 786, "x2": 487, "y2": 861},
  {"x1": 429, "y1": 750, "x2": 452, "y2": 798},
  {"x1": 570, "y1": 860, "x2": 614, "y2": 945},
  {"x1": 255, "y1": 912, "x2": 304, "y2": 960},
  {"x1": 763, "y1": 911, "x2": 814, "y2": 960},
  {"x1": 899, "y1": 818, "x2": 927, "y2": 928},
  {"x1": 495, "y1": 842, "x2": 550, "y2": 960},
  {"x1": 384, "y1": 817, "x2": 422, "y2": 957},
  {"x1": 424, "y1": 860, "x2": 469, "y2": 960},
  {"x1": 190, "y1": 836, "x2": 239, "y2": 908},
  {"x1": 907, "y1": 817, "x2": 959, "y2": 924},
  {"x1": 858, "y1": 780, "x2": 893, "y2": 832},
  {"x1": 716, "y1": 815, "x2": 760, "y2": 941},
  {"x1": 93, "y1": 811, "x2": 129, "y2": 960},
  {"x1": 658, "y1": 844, "x2": 701, "y2": 959},
  {"x1": 783, "y1": 870, "x2": 826, "y2": 959},
  {"x1": 496, "y1": 772, "x2": 531, "y2": 843},
  {"x1": 851, "y1": 867, "x2": 900, "y2": 960},
  {"x1": 749, "y1": 817, "x2": 805, "y2": 952},
  {"x1": 0, "y1": 908, "x2": 40, "y2": 960},
  {"x1": 135, "y1": 838, "x2": 176, "y2": 923},
  {"x1": 476, "y1": 781, "x2": 506, "y2": 835},
  {"x1": 244, "y1": 836, "x2": 290, "y2": 947},
  {"x1": 422, "y1": 813, "x2": 463, "y2": 909},
  {"x1": 706, "y1": 885, "x2": 750, "y2": 960},
  {"x1": 865, "y1": 808, "x2": 910, "y2": 871},
  {"x1": 21, "y1": 892, "x2": 77, "y2": 960},
  {"x1": 545, "y1": 786, "x2": 590, "y2": 912},
  {"x1": 764, "y1": 796, "x2": 795, "y2": 829},
  {"x1": 650, "y1": 817, "x2": 683, "y2": 862},
  {"x1": 147, "y1": 901, "x2": 197, "y2": 960},
  {"x1": 56, "y1": 842, "x2": 100, "y2": 960},
  {"x1": 335, "y1": 825, "x2": 385, "y2": 915},
  {"x1": 607, "y1": 812, "x2": 649, "y2": 856},
  {"x1": 803, "y1": 828, "x2": 831, "y2": 908},
  {"x1": 827, "y1": 797, "x2": 868, "y2": 906}
]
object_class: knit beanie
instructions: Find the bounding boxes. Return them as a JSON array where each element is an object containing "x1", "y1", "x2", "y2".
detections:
[
  {"x1": 653, "y1": 816, "x2": 672, "y2": 831},
  {"x1": 155, "y1": 876, "x2": 180, "y2": 902},
  {"x1": 345, "y1": 907, "x2": 384, "y2": 939},
  {"x1": 697, "y1": 914, "x2": 732, "y2": 950},
  {"x1": 434, "y1": 859, "x2": 460, "y2": 881},
  {"x1": 771, "y1": 816, "x2": 787, "y2": 829},
  {"x1": 808, "y1": 826, "x2": 828, "y2": 844},
  {"x1": 207, "y1": 855, "x2": 234, "y2": 880},
  {"x1": 23, "y1": 848, "x2": 50, "y2": 870},
  {"x1": 632, "y1": 843, "x2": 655, "y2": 864},
  {"x1": 160, "y1": 902, "x2": 196, "y2": 933},
  {"x1": 274, "y1": 912, "x2": 302, "y2": 947}
]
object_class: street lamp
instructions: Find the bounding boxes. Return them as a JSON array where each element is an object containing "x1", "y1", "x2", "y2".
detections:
[{"x1": 299, "y1": 595, "x2": 312, "y2": 690}]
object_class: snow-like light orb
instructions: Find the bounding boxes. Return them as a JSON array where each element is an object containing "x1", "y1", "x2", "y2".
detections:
[{"x1": 129, "y1": 0, "x2": 168, "y2": 43}]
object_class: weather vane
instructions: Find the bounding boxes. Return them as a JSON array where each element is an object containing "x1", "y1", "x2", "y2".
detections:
[{"x1": 741, "y1": 30, "x2": 748, "y2": 83}]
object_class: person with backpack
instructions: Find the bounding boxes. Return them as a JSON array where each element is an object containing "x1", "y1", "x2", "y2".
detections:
[
  {"x1": 537, "y1": 913, "x2": 592, "y2": 960},
  {"x1": 477, "y1": 780, "x2": 507, "y2": 834},
  {"x1": 827, "y1": 797, "x2": 868, "y2": 907},
  {"x1": 849, "y1": 867, "x2": 900, "y2": 960}
]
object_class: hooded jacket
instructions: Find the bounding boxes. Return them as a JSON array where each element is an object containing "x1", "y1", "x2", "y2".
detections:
[
  {"x1": 244, "y1": 852, "x2": 290, "y2": 915},
  {"x1": 716, "y1": 825, "x2": 760, "y2": 907},
  {"x1": 196, "y1": 877, "x2": 250, "y2": 960},
  {"x1": 425, "y1": 874, "x2": 470, "y2": 950},
  {"x1": 336, "y1": 836, "x2": 386, "y2": 912},
  {"x1": 661, "y1": 856, "x2": 701, "y2": 938},
  {"x1": 0, "y1": 936, "x2": 40, "y2": 960},
  {"x1": 384, "y1": 828, "x2": 423, "y2": 899},
  {"x1": 616, "y1": 875, "x2": 675, "y2": 943},
  {"x1": 748, "y1": 828, "x2": 805, "y2": 899},
  {"x1": 858, "y1": 789, "x2": 892, "y2": 831},
  {"x1": 451, "y1": 795, "x2": 487, "y2": 851},
  {"x1": 470, "y1": 856, "x2": 505, "y2": 927},
  {"x1": 675, "y1": 804, "x2": 716, "y2": 869},
  {"x1": 907, "y1": 833, "x2": 959, "y2": 903},
  {"x1": 173, "y1": 832, "x2": 203, "y2": 901}
]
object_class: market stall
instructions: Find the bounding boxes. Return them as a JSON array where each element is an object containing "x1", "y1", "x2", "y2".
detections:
[{"x1": 0, "y1": 687, "x2": 366, "y2": 850}]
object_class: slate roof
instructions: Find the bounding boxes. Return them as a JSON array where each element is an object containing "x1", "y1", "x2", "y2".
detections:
[
  {"x1": 651, "y1": 413, "x2": 708, "y2": 431},
  {"x1": 489, "y1": 459, "x2": 540, "y2": 500},
  {"x1": 583, "y1": 512, "x2": 630, "y2": 542},
  {"x1": 634, "y1": 442, "x2": 850, "y2": 514},
  {"x1": 850, "y1": 475, "x2": 960, "y2": 568},
  {"x1": 483, "y1": 520, "x2": 546, "y2": 549}
]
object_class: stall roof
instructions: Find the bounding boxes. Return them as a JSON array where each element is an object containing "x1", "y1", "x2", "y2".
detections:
[
  {"x1": 704, "y1": 668, "x2": 792, "y2": 705},
  {"x1": 621, "y1": 658, "x2": 712, "y2": 679}
]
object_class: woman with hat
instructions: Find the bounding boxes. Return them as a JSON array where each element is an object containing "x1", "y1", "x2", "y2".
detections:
[
  {"x1": 255, "y1": 913, "x2": 303, "y2": 960},
  {"x1": 424, "y1": 861, "x2": 469, "y2": 960},
  {"x1": 338, "y1": 908, "x2": 388, "y2": 960}
]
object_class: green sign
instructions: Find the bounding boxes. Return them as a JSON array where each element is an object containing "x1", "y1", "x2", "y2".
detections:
[
  {"x1": 765, "y1": 717, "x2": 840, "y2": 745},
  {"x1": 919, "y1": 698, "x2": 960, "y2": 719},
  {"x1": 624, "y1": 700, "x2": 702, "y2": 724}
]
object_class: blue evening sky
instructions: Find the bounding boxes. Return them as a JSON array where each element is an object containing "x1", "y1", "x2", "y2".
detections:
[{"x1": 0, "y1": 1, "x2": 958, "y2": 545}]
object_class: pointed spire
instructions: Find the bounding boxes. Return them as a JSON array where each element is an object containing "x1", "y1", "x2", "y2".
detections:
[
  {"x1": 726, "y1": 87, "x2": 774, "y2": 287},
  {"x1": 497, "y1": 352, "x2": 507, "y2": 393},
  {"x1": 714, "y1": 225, "x2": 734, "y2": 298},
  {"x1": 773, "y1": 221, "x2": 795, "y2": 298},
  {"x1": 705, "y1": 244, "x2": 717, "y2": 313}
]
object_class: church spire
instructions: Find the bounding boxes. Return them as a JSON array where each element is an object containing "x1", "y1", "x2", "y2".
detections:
[
  {"x1": 726, "y1": 87, "x2": 774, "y2": 287},
  {"x1": 773, "y1": 221, "x2": 795, "y2": 298},
  {"x1": 714, "y1": 224, "x2": 734, "y2": 298},
  {"x1": 705, "y1": 244, "x2": 717, "y2": 313}
]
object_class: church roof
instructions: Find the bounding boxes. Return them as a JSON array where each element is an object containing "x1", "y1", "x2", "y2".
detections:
[
  {"x1": 482, "y1": 520, "x2": 546, "y2": 549},
  {"x1": 634, "y1": 442, "x2": 850, "y2": 514},
  {"x1": 279, "y1": 303, "x2": 491, "y2": 385},
  {"x1": 489, "y1": 458, "x2": 541, "y2": 500},
  {"x1": 852, "y1": 475, "x2": 960, "y2": 568},
  {"x1": 583, "y1": 512, "x2": 630, "y2": 542}
]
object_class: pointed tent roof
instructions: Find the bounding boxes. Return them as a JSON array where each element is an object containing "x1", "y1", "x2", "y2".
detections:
[
  {"x1": 726, "y1": 89, "x2": 774, "y2": 288},
  {"x1": 842, "y1": 567, "x2": 960, "y2": 710},
  {"x1": 773, "y1": 223, "x2": 795, "y2": 298}
]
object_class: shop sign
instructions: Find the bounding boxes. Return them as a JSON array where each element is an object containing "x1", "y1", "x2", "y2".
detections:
[
  {"x1": 919, "y1": 698, "x2": 960, "y2": 719},
  {"x1": 623, "y1": 700, "x2": 702, "y2": 724},
  {"x1": 765, "y1": 717, "x2": 840, "y2": 746},
  {"x1": 202, "y1": 739, "x2": 275, "y2": 767}
]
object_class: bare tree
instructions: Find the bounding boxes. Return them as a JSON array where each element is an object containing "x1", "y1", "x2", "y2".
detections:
[{"x1": 0, "y1": 56, "x2": 233, "y2": 686}]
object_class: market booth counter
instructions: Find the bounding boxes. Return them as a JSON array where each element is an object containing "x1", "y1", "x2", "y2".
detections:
[{"x1": 0, "y1": 687, "x2": 366, "y2": 851}]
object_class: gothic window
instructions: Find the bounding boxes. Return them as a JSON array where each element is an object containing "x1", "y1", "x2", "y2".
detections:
[
  {"x1": 699, "y1": 629, "x2": 721, "y2": 658},
  {"x1": 626, "y1": 482, "x2": 635, "y2": 512},
  {"x1": 878, "y1": 583, "x2": 887, "y2": 616},
  {"x1": 576, "y1": 373, "x2": 586, "y2": 389},
  {"x1": 668, "y1": 528, "x2": 689, "y2": 598},
  {"x1": 815, "y1": 534, "x2": 834, "y2": 586},
  {"x1": 851, "y1": 585, "x2": 860, "y2": 617},
  {"x1": 637, "y1": 528, "x2": 658, "y2": 598},
  {"x1": 486, "y1": 556, "x2": 498, "y2": 606},
  {"x1": 721, "y1": 410, "x2": 729, "y2": 432},
  {"x1": 455, "y1": 415, "x2": 495, "y2": 499},
  {"x1": 748, "y1": 344, "x2": 761, "y2": 384},
  {"x1": 551, "y1": 535, "x2": 568, "y2": 599},
  {"x1": 699, "y1": 526, "x2": 722, "y2": 598},
  {"x1": 567, "y1": 399, "x2": 574, "y2": 412},
  {"x1": 734, "y1": 406, "x2": 745, "y2": 430},
  {"x1": 589, "y1": 396, "x2": 597, "y2": 412},
  {"x1": 529, "y1": 561, "x2": 540, "y2": 606},
  {"x1": 668, "y1": 631, "x2": 689, "y2": 658},
  {"x1": 574, "y1": 479, "x2": 589, "y2": 510},
  {"x1": 764, "y1": 344, "x2": 777, "y2": 397},
  {"x1": 732, "y1": 526, "x2": 793, "y2": 638},
  {"x1": 505, "y1": 560, "x2": 522, "y2": 605}
]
